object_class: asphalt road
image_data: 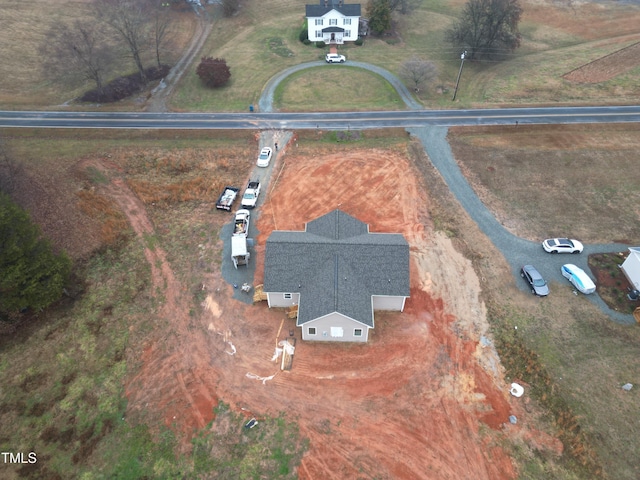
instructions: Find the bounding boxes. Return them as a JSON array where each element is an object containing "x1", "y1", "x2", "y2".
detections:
[
  {"x1": 2, "y1": 63, "x2": 637, "y2": 323},
  {"x1": 2, "y1": 106, "x2": 640, "y2": 130}
]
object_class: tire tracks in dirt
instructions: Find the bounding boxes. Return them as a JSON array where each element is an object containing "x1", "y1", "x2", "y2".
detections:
[{"x1": 81, "y1": 159, "x2": 219, "y2": 442}]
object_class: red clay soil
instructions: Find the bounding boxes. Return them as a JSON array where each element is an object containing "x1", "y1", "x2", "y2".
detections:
[{"x1": 101, "y1": 140, "x2": 561, "y2": 478}]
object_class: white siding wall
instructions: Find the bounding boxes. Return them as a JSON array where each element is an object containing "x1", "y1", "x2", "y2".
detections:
[
  {"x1": 308, "y1": 12, "x2": 359, "y2": 42},
  {"x1": 372, "y1": 295, "x2": 406, "y2": 312},
  {"x1": 302, "y1": 312, "x2": 369, "y2": 343},
  {"x1": 622, "y1": 250, "x2": 640, "y2": 290},
  {"x1": 267, "y1": 292, "x2": 300, "y2": 308}
]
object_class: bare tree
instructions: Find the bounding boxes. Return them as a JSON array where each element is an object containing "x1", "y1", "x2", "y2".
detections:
[
  {"x1": 150, "y1": 0, "x2": 175, "y2": 68},
  {"x1": 446, "y1": 0, "x2": 522, "y2": 60},
  {"x1": 399, "y1": 57, "x2": 438, "y2": 93},
  {"x1": 40, "y1": 20, "x2": 116, "y2": 97},
  {"x1": 94, "y1": 0, "x2": 152, "y2": 83}
]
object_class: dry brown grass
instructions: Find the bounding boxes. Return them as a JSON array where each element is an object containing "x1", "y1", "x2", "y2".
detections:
[
  {"x1": 76, "y1": 189, "x2": 129, "y2": 246},
  {"x1": 0, "y1": 0, "x2": 197, "y2": 109},
  {"x1": 448, "y1": 123, "x2": 640, "y2": 244}
]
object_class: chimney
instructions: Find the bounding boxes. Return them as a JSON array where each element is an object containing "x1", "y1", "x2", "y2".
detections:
[{"x1": 324, "y1": 0, "x2": 328, "y2": 7}]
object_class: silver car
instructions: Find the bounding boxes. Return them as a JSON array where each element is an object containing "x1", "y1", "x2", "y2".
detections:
[{"x1": 521, "y1": 265, "x2": 549, "y2": 296}]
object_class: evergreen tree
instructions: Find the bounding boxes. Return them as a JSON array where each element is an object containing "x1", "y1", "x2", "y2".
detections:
[
  {"x1": 367, "y1": 0, "x2": 392, "y2": 35},
  {"x1": 0, "y1": 193, "x2": 71, "y2": 315}
]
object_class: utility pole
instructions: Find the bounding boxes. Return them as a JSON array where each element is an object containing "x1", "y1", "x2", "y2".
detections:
[{"x1": 452, "y1": 51, "x2": 467, "y2": 102}]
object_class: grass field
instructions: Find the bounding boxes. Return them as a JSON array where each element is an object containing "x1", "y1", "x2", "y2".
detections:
[
  {"x1": 1, "y1": 0, "x2": 639, "y2": 110},
  {"x1": 2, "y1": 0, "x2": 640, "y2": 478},
  {"x1": 0, "y1": 129, "x2": 308, "y2": 478},
  {"x1": 444, "y1": 124, "x2": 640, "y2": 480}
]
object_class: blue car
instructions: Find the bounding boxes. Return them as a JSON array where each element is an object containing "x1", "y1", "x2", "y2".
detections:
[{"x1": 561, "y1": 264, "x2": 596, "y2": 294}]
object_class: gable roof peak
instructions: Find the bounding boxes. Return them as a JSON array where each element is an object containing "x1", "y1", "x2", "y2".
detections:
[{"x1": 305, "y1": 209, "x2": 369, "y2": 240}]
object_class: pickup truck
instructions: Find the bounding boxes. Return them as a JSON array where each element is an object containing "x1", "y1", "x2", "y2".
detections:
[
  {"x1": 231, "y1": 209, "x2": 251, "y2": 268},
  {"x1": 241, "y1": 180, "x2": 261, "y2": 209},
  {"x1": 216, "y1": 186, "x2": 239, "y2": 211},
  {"x1": 233, "y1": 209, "x2": 250, "y2": 237}
]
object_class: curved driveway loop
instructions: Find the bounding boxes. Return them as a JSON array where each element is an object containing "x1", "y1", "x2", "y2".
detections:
[
  {"x1": 258, "y1": 61, "x2": 422, "y2": 113},
  {"x1": 257, "y1": 62, "x2": 634, "y2": 324}
]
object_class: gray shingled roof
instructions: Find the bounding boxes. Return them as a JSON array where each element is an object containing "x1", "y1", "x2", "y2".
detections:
[
  {"x1": 264, "y1": 210, "x2": 410, "y2": 327},
  {"x1": 306, "y1": 0, "x2": 361, "y2": 18}
]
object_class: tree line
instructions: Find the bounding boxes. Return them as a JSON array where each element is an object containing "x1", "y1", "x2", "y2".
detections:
[
  {"x1": 365, "y1": 0, "x2": 522, "y2": 94},
  {"x1": 0, "y1": 141, "x2": 70, "y2": 322},
  {"x1": 41, "y1": 0, "x2": 181, "y2": 102}
]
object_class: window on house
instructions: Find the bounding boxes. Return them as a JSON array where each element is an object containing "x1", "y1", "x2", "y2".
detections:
[
  {"x1": 330, "y1": 326, "x2": 344, "y2": 337},
  {"x1": 308, "y1": 327, "x2": 316, "y2": 335},
  {"x1": 344, "y1": 18, "x2": 351, "y2": 25},
  {"x1": 284, "y1": 293, "x2": 292, "y2": 299},
  {"x1": 345, "y1": 30, "x2": 351, "y2": 37},
  {"x1": 316, "y1": 31, "x2": 323, "y2": 38},
  {"x1": 315, "y1": 19, "x2": 323, "y2": 26},
  {"x1": 354, "y1": 329, "x2": 363, "y2": 337},
  {"x1": 329, "y1": 18, "x2": 337, "y2": 25}
]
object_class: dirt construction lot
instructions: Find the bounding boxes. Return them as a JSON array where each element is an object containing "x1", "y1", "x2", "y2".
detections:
[{"x1": 119, "y1": 137, "x2": 564, "y2": 479}]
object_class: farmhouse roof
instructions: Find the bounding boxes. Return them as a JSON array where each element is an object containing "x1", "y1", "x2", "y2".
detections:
[
  {"x1": 263, "y1": 210, "x2": 410, "y2": 327},
  {"x1": 306, "y1": 0, "x2": 361, "y2": 17}
]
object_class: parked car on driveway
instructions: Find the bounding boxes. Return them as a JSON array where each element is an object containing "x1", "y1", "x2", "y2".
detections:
[
  {"x1": 256, "y1": 147, "x2": 272, "y2": 167},
  {"x1": 561, "y1": 264, "x2": 596, "y2": 294},
  {"x1": 520, "y1": 265, "x2": 549, "y2": 296},
  {"x1": 325, "y1": 53, "x2": 346, "y2": 63},
  {"x1": 542, "y1": 238, "x2": 583, "y2": 254}
]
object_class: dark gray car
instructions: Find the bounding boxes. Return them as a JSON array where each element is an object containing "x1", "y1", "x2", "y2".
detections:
[{"x1": 521, "y1": 265, "x2": 550, "y2": 296}]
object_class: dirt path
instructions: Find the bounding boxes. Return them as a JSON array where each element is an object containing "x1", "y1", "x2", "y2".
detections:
[
  {"x1": 145, "y1": 11, "x2": 214, "y2": 113},
  {"x1": 86, "y1": 133, "x2": 564, "y2": 476},
  {"x1": 81, "y1": 159, "x2": 220, "y2": 442},
  {"x1": 202, "y1": 142, "x2": 564, "y2": 478}
]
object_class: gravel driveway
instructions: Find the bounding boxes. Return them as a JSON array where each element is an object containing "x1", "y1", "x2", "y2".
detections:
[
  {"x1": 408, "y1": 126, "x2": 634, "y2": 325},
  {"x1": 256, "y1": 62, "x2": 634, "y2": 324}
]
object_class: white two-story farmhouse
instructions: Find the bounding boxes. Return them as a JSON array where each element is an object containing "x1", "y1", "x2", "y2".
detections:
[{"x1": 306, "y1": 0, "x2": 361, "y2": 44}]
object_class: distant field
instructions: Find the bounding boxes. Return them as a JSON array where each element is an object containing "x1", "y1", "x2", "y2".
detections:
[
  {"x1": 448, "y1": 123, "x2": 640, "y2": 243},
  {"x1": 1, "y1": 0, "x2": 639, "y2": 110},
  {"x1": 446, "y1": 123, "x2": 640, "y2": 480},
  {"x1": 0, "y1": 0, "x2": 196, "y2": 109}
]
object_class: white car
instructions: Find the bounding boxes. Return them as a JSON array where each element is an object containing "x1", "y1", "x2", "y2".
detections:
[
  {"x1": 561, "y1": 264, "x2": 596, "y2": 294},
  {"x1": 325, "y1": 53, "x2": 346, "y2": 63},
  {"x1": 542, "y1": 238, "x2": 583, "y2": 254},
  {"x1": 256, "y1": 147, "x2": 273, "y2": 167}
]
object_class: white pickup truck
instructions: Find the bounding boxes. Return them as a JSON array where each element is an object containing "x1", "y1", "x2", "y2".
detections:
[
  {"x1": 231, "y1": 209, "x2": 251, "y2": 268},
  {"x1": 233, "y1": 209, "x2": 250, "y2": 237},
  {"x1": 241, "y1": 180, "x2": 261, "y2": 209}
]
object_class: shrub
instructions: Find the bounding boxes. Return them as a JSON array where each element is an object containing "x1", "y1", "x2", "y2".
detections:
[
  {"x1": 355, "y1": 37, "x2": 364, "y2": 46},
  {"x1": 196, "y1": 57, "x2": 231, "y2": 88},
  {"x1": 79, "y1": 65, "x2": 170, "y2": 103},
  {"x1": 315, "y1": 41, "x2": 326, "y2": 48},
  {"x1": 222, "y1": 0, "x2": 239, "y2": 17}
]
